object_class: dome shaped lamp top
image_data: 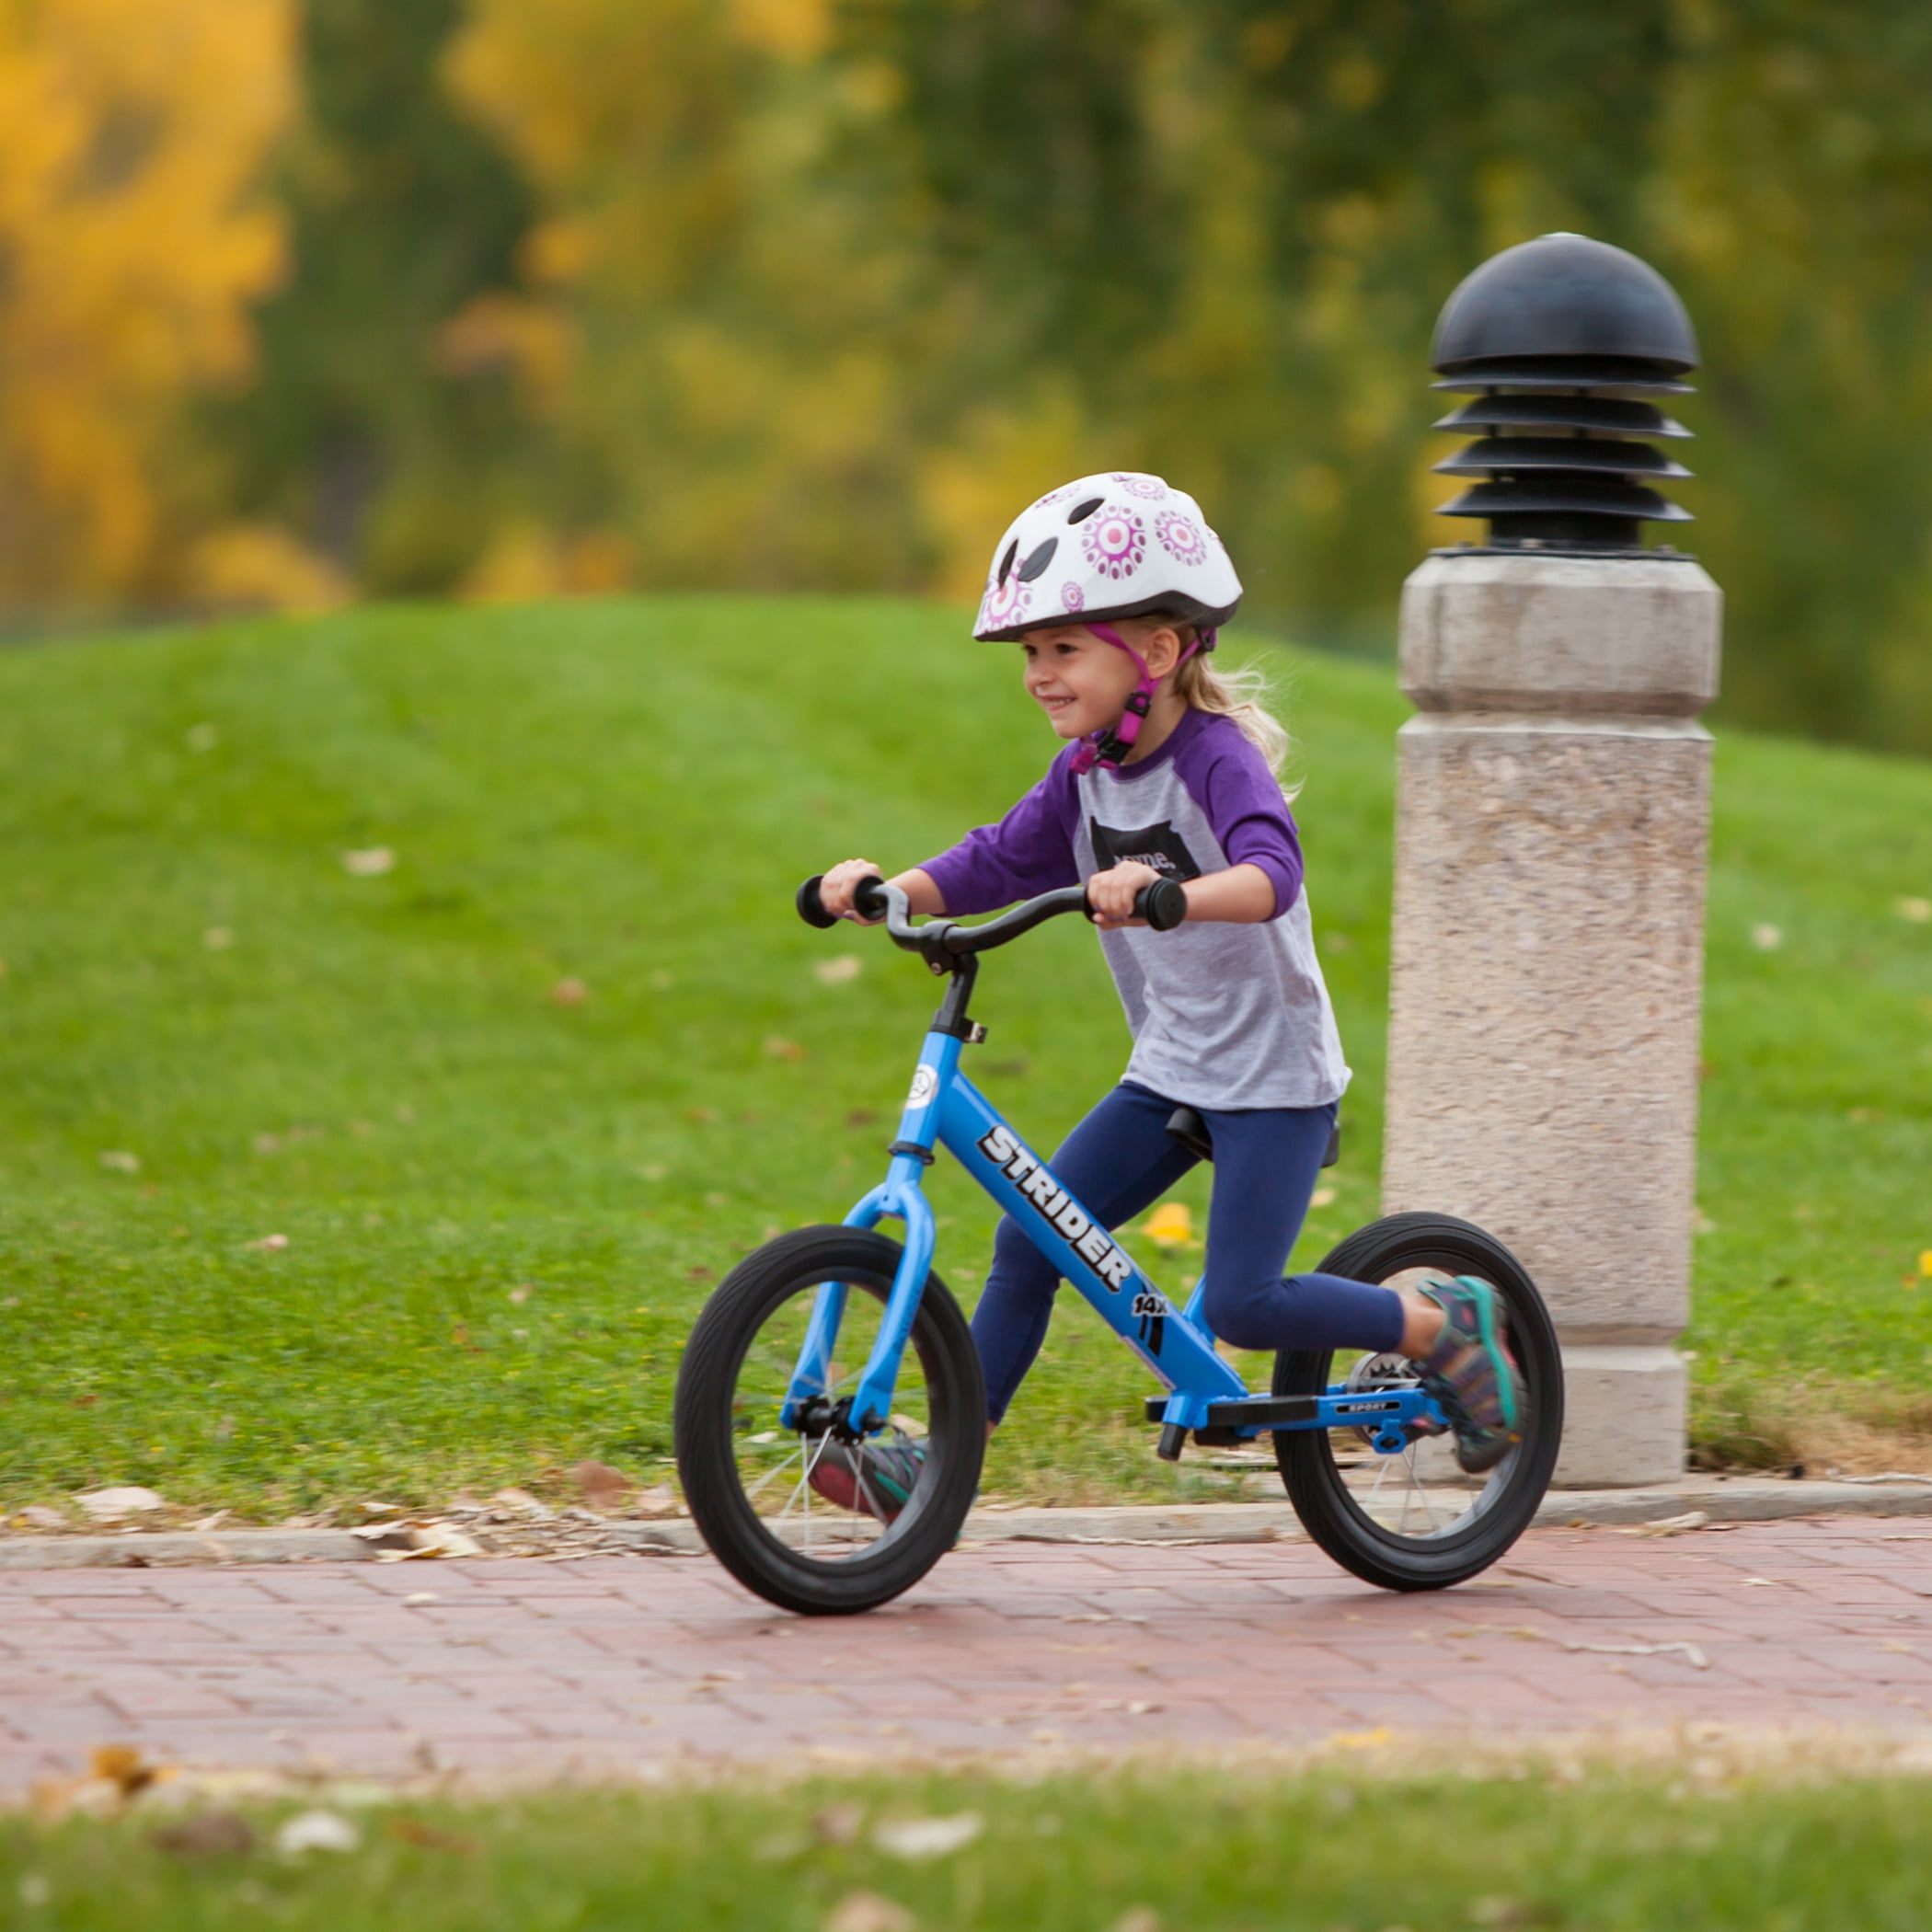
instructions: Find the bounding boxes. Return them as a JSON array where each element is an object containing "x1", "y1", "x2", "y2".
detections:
[
  {"x1": 1432, "y1": 233, "x2": 1699, "y2": 378},
  {"x1": 1429, "y1": 234, "x2": 1700, "y2": 556}
]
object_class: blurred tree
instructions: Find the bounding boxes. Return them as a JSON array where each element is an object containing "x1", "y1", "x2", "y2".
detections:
[
  {"x1": 0, "y1": 0, "x2": 294, "y2": 614},
  {"x1": 214, "y1": 0, "x2": 539, "y2": 597}
]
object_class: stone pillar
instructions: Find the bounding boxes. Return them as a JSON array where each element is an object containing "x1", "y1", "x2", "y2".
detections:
[{"x1": 1382, "y1": 553, "x2": 1720, "y2": 1486}]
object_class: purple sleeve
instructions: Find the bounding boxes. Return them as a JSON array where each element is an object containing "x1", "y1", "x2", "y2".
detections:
[
  {"x1": 1172, "y1": 720, "x2": 1305, "y2": 919},
  {"x1": 918, "y1": 753, "x2": 1083, "y2": 914}
]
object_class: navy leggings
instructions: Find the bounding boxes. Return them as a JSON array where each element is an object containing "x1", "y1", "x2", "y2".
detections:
[{"x1": 971, "y1": 1082, "x2": 1406, "y2": 1423}]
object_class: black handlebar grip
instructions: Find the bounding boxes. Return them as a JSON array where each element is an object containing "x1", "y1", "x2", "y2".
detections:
[
  {"x1": 851, "y1": 875, "x2": 889, "y2": 922},
  {"x1": 1134, "y1": 878, "x2": 1188, "y2": 932},
  {"x1": 796, "y1": 876, "x2": 839, "y2": 928}
]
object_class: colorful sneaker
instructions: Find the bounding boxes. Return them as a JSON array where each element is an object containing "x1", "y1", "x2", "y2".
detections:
[
  {"x1": 1415, "y1": 1276, "x2": 1526, "y2": 1474},
  {"x1": 806, "y1": 1425, "x2": 926, "y2": 1523}
]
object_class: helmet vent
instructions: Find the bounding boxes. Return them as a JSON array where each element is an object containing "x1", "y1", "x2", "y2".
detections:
[
  {"x1": 1016, "y1": 537, "x2": 1058, "y2": 581},
  {"x1": 1066, "y1": 497, "x2": 1105, "y2": 524},
  {"x1": 996, "y1": 539, "x2": 1018, "y2": 586}
]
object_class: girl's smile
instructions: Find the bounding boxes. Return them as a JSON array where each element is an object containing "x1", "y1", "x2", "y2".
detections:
[{"x1": 1019, "y1": 622, "x2": 1185, "y2": 756}]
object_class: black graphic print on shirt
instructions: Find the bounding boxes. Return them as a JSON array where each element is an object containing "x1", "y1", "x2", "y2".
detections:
[{"x1": 1087, "y1": 817, "x2": 1203, "y2": 882}]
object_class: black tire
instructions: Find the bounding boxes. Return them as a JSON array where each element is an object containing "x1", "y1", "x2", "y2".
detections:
[
  {"x1": 1273, "y1": 1213, "x2": 1562, "y2": 1592},
  {"x1": 674, "y1": 1226, "x2": 984, "y2": 1616}
]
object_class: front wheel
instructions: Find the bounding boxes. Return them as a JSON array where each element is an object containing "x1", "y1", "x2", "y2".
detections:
[
  {"x1": 674, "y1": 1226, "x2": 984, "y2": 1616},
  {"x1": 1274, "y1": 1213, "x2": 1563, "y2": 1591}
]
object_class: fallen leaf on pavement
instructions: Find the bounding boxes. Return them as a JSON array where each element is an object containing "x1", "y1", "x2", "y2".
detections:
[
  {"x1": 873, "y1": 1812, "x2": 983, "y2": 1860},
  {"x1": 1563, "y1": 1639, "x2": 1708, "y2": 1669},
  {"x1": 489, "y1": 1487, "x2": 552, "y2": 1518},
  {"x1": 824, "y1": 1891, "x2": 914, "y2": 1932},
  {"x1": 1624, "y1": 1510, "x2": 1709, "y2": 1536}
]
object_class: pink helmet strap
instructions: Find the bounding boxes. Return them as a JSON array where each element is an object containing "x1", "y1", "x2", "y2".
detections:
[{"x1": 1071, "y1": 621, "x2": 1204, "y2": 774}]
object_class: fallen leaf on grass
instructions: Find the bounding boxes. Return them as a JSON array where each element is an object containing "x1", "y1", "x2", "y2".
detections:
[
  {"x1": 275, "y1": 1810, "x2": 360, "y2": 1855},
  {"x1": 1309, "y1": 1186, "x2": 1337, "y2": 1209},
  {"x1": 812, "y1": 1800, "x2": 866, "y2": 1846},
  {"x1": 75, "y1": 1488, "x2": 165, "y2": 1522},
  {"x1": 1139, "y1": 1202, "x2": 1196, "y2": 1249},
  {"x1": 815, "y1": 955, "x2": 863, "y2": 985},
  {"x1": 388, "y1": 1817, "x2": 477, "y2": 1855},
  {"x1": 1106, "y1": 1912, "x2": 1162, "y2": 1932},
  {"x1": 341, "y1": 847, "x2": 395, "y2": 877},
  {"x1": 765, "y1": 1035, "x2": 808, "y2": 1063},
  {"x1": 1897, "y1": 896, "x2": 1931, "y2": 924},
  {"x1": 824, "y1": 1891, "x2": 915, "y2": 1932},
  {"x1": 569, "y1": 1459, "x2": 631, "y2": 1509},
  {"x1": 98, "y1": 1150, "x2": 140, "y2": 1173},
  {"x1": 90, "y1": 1744, "x2": 159, "y2": 1794},
  {"x1": 153, "y1": 1812, "x2": 254, "y2": 1857},
  {"x1": 247, "y1": 1234, "x2": 289, "y2": 1252},
  {"x1": 551, "y1": 978, "x2": 588, "y2": 1007},
  {"x1": 873, "y1": 1812, "x2": 983, "y2": 1860}
]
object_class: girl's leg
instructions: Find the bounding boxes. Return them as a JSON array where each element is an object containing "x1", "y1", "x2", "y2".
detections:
[
  {"x1": 1194, "y1": 1103, "x2": 1409, "y2": 1355},
  {"x1": 972, "y1": 1083, "x2": 1195, "y2": 1423}
]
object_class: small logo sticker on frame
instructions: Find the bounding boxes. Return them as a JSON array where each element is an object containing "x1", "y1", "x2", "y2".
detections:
[{"x1": 907, "y1": 1065, "x2": 938, "y2": 1106}]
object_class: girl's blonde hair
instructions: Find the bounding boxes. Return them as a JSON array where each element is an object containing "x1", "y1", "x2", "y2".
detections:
[{"x1": 1148, "y1": 618, "x2": 1299, "y2": 797}]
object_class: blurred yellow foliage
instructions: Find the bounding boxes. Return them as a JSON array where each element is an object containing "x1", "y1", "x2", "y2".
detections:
[{"x1": 0, "y1": 0, "x2": 295, "y2": 604}]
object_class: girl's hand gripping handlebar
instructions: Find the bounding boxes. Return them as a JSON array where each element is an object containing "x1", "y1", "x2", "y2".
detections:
[{"x1": 796, "y1": 872, "x2": 1187, "y2": 947}]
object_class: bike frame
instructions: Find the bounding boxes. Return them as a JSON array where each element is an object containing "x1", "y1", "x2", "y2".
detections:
[{"x1": 779, "y1": 1020, "x2": 1443, "y2": 1454}]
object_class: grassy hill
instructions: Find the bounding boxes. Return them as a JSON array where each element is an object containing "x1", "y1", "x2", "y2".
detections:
[{"x1": 1, "y1": 595, "x2": 1927, "y2": 1516}]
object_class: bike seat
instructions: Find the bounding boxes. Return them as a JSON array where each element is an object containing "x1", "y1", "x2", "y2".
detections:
[{"x1": 1165, "y1": 1106, "x2": 1340, "y2": 1169}]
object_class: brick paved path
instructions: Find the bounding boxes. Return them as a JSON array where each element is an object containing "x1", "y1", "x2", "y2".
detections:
[{"x1": 6, "y1": 1518, "x2": 1932, "y2": 1795}]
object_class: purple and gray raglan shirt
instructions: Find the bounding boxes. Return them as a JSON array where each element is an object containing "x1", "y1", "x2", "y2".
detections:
[{"x1": 920, "y1": 707, "x2": 1351, "y2": 1112}]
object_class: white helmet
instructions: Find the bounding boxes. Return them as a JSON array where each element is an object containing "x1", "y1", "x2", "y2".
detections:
[{"x1": 972, "y1": 470, "x2": 1243, "y2": 643}]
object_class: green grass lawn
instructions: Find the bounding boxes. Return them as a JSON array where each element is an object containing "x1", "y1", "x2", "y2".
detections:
[
  {"x1": 8, "y1": 1765, "x2": 1932, "y2": 1929},
  {"x1": 0, "y1": 594, "x2": 1927, "y2": 1517}
]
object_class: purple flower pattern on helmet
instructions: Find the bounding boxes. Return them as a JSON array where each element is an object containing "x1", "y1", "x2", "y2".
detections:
[
  {"x1": 982, "y1": 572, "x2": 1031, "y2": 630},
  {"x1": 1112, "y1": 472, "x2": 1167, "y2": 500},
  {"x1": 1080, "y1": 503, "x2": 1145, "y2": 581},
  {"x1": 1155, "y1": 509, "x2": 1209, "y2": 567},
  {"x1": 1060, "y1": 581, "x2": 1085, "y2": 613}
]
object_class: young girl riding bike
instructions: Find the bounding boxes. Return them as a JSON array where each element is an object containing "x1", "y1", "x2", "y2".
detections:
[{"x1": 812, "y1": 473, "x2": 1523, "y2": 1516}]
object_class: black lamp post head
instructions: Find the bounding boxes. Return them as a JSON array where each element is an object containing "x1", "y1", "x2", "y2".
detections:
[{"x1": 1430, "y1": 233, "x2": 1699, "y2": 555}]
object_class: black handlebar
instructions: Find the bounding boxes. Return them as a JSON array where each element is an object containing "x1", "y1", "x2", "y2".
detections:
[{"x1": 795, "y1": 870, "x2": 1187, "y2": 960}]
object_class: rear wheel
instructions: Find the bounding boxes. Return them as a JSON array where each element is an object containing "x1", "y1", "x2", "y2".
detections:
[
  {"x1": 674, "y1": 1226, "x2": 984, "y2": 1616},
  {"x1": 1273, "y1": 1213, "x2": 1562, "y2": 1591}
]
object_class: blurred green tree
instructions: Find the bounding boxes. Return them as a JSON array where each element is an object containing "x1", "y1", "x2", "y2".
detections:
[{"x1": 214, "y1": 0, "x2": 538, "y2": 596}]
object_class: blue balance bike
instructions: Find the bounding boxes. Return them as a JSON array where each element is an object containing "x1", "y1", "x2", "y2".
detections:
[{"x1": 674, "y1": 876, "x2": 1562, "y2": 1616}]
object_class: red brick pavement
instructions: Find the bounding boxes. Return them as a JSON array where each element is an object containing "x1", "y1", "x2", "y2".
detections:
[{"x1": 6, "y1": 1518, "x2": 1932, "y2": 1794}]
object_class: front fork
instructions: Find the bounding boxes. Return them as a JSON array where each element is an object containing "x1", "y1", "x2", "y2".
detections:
[{"x1": 778, "y1": 1032, "x2": 958, "y2": 1438}]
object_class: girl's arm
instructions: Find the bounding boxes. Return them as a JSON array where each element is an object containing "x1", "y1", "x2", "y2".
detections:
[
  {"x1": 1087, "y1": 860, "x2": 1275, "y2": 929},
  {"x1": 819, "y1": 859, "x2": 946, "y2": 922}
]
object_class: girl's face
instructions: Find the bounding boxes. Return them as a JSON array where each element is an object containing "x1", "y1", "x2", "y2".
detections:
[{"x1": 1018, "y1": 623, "x2": 1178, "y2": 741}]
